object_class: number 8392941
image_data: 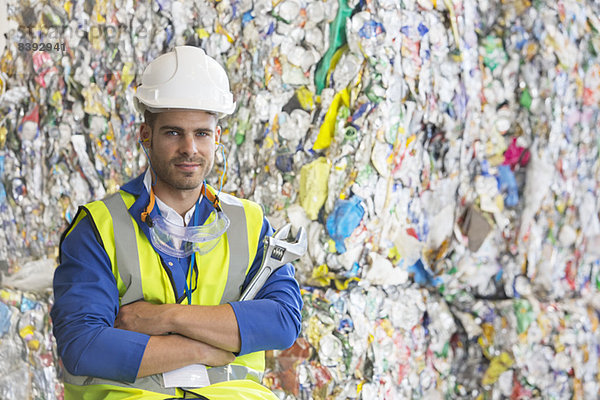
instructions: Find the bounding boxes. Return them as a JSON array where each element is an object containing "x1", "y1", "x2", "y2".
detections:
[{"x1": 18, "y1": 42, "x2": 66, "y2": 52}]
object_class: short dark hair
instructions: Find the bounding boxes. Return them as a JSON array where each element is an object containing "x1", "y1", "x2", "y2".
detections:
[{"x1": 144, "y1": 110, "x2": 158, "y2": 129}]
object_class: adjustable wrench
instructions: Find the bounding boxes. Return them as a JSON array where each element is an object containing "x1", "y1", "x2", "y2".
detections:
[{"x1": 239, "y1": 223, "x2": 307, "y2": 301}]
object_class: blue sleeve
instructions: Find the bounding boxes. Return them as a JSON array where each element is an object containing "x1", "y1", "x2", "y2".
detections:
[
  {"x1": 50, "y1": 214, "x2": 149, "y2": 382},
  {"x1": 229, "y1": 218, "x2": 303, "y2": 355}
]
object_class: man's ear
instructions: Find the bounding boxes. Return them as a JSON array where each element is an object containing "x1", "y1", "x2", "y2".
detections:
[
  {"x1": 215, "y1": 126, "x2": 222, "y2": 144},
  {"x1": 139, "y1": 123, "x2": 151, "y2": 146}
]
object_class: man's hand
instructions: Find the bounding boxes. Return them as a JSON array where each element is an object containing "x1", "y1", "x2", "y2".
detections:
[
  {"x1": 115, "y1": 301, "x2": 172, "y2": 335},
  {"x1": 137, "y1": 335, "x2": 235, "y2": 378},
  {"x1": 189, "y1": 338, "x2": 236, "y2": 367}
]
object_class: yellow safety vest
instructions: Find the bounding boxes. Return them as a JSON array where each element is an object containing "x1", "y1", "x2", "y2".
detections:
[{"x1": 61, "y1": 188, "x2": 278, "y2": 400}]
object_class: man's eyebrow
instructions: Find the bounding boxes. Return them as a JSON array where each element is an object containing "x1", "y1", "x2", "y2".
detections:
[
  {"x1": 158, "y1": 125, "x2": 184, "y2": 131},
  {"x1": 158, "y1": 125, "x2": 213, "y2": 133}
]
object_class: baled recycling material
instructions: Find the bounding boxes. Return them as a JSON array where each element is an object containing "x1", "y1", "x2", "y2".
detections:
[{"x1": 1, "y1": 0, "x2": 600, "y2": 399}]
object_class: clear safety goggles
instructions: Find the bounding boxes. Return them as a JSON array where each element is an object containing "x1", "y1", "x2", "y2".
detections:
[{"x1": 142, "y1": 184, "x2": 230, "y2": 258}]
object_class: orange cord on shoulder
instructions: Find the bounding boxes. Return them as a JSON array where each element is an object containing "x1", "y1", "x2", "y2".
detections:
[
  {"x1": 202, "y1": 183, "x2": 220, "y2": 208},
  {"x1": 141, "y1": 186, "x2": 156, "y2": 223}
]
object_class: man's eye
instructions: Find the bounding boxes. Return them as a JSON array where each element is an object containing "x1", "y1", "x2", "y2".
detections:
[
  {"x1": 197, "y1": 131, "x2": 210, "y2": 137},
  {"x1": 166, "y1": 131, "x2": 179, "y2": 136}
]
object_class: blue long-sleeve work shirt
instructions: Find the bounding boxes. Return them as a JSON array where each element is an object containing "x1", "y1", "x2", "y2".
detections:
[{"x1": 51, "y1": 173, "x2": 303, "y2": 382}]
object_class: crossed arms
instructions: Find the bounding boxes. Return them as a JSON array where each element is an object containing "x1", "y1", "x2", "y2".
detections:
[{"x1": 115, "y1": 301, "x2": 239, "y2": 377}]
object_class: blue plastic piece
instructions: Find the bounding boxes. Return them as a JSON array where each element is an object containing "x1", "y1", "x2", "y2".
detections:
[
  {"x1": 20, "y1": 296, "x2": 38, "y2": 312},
  {"x1": 242, "y1": 10, "x2": 255, "y2": 27},
  {"x1": 326, "y1": 196, "x2": 365, "y2": 253},
  {"x1": 417, "y1": 22, "x2": 429, "y2": 36},
  {"x1": 408, "y1": 259, "x2": 442, "y2": 287},
  {"x1": 275, "y1": 154, "x2": 294, "y2": 173},
  {"x1": 497, "y1": 165, "x2": 519, "y2": 207},
  {"x1": 0, "y1": 302, "x2": 10, "y2": 337},
  {"x1": 358, "y1": 20, "x2": 385, "y2": 39}
]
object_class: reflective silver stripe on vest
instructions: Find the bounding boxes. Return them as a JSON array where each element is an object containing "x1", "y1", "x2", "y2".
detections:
[
  {"x1": 63, "y1": 370, "x2": 175, "y2": 395},
  {"x1": 63, "y1": 364, "x2": 264, "y2": 392},
  {"x1": 217, "y1": 193, "x2": 249, "y2": 304},
  {"x1": 102, "y1": 192, "x2": 143, "y2": 306},
  {"x1": 207, "y1": 364, "x2": 262, "y2": 384}
]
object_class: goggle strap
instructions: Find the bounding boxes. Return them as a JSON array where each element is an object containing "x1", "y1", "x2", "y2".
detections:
[
  {"x1": 142, "y1": 186, "x2": 156, "y2": 223},
  {"x1": 202, "y1": 183, "x2": 221, "y2": 211}
]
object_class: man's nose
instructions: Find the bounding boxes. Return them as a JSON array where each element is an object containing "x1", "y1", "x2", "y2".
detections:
[{"x1": 180, "y1": 133, "x2": 198, "y2": 155}]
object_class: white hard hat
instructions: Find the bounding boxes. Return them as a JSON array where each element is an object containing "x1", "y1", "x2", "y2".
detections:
[{"x1": 134, "y1": 46, "x2": 236, "y2": 117}]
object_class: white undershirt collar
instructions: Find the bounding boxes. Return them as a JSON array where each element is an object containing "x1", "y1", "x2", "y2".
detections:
[{"x1": 143, "y1": 169, "x2": 201, "y2": 227}]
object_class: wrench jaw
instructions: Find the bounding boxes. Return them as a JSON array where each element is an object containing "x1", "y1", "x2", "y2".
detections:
[
  {"x1": 268, "y1": 224, "x2": 308, "y2": 265},
  {"x1": 289, "y1": 226, "x2": 307, "y2": 262},
  {"x1": 273, "y1": 223, "x2": 292, "y2": 240}
]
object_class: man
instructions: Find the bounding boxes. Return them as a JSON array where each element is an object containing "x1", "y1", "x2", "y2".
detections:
[{"x1": 51, "y1": 46, "x2": 303, "y2": 399}]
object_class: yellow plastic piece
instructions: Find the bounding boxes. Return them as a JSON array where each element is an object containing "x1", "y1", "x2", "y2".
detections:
[
  {"x1": 444, "y1": 0, "x2": 461, "y2": 55},
  {"x1": 333, "y1": 277, "x2": 359, "y2": 290},
  {"x1": 50, "y1": 91, "x2": 63, "y2": 111},
  {"x1": 215, "y1": 21, "x2": 234, "y2": 43},
  {"x1": 0, "y1": 126, "x2": 7, "y2": 148},
  {"x1": 296, "y1": 86, "x2": 314, "y2": 110},
  {"x1": 82, "y1": 83, "x2": 109, "y2": 117},
  {"x1": 482, "y1": 352, "x2": 513, "y2": 386},
  {"x1": 94, "y1": 0, "x2": 107, "y2": 23},
  {"x1": 379, "y1": 319, "x2": 394, "y2": 337},
  {"x1": 89, "y1": 26, "x2": 103, "y2": 50},
  {"x1": 327, "y1": 239, "x2": 336, "y2": 253},
  {"x1": 299, "y1": 157, "x2": 331, "y2": 219},
  {"x1": 28, "y1": 339, "x2": 40, "y2": 351},
  {"x1": 196, "y1": 28, "x2": 210, "y2": 39},
  {"x1": 306, "y1": 315, "x2": 325, "y2": 348},
  {"x1": 264, "y1": 135, "x2": 274, "y2": 149},
  {"x1": 313, "y1": 89, "x2": 350, "y2": 150},
  {"x1": 19, "y1": 325, "x2": 35, "y2": 339},
  {"x1": 356, "y1": 381, "x2": 364, "y2": 393},
  {"x1": 311, "y1": 264, "x2": 333, "y2": 287},
  {"x1": 64, "y1": 0, "x2": 73, "y2": 16},
  {"x1": 121, "y1": 62, "x2": 135, "y2": 88},
  {"x1": 589, "y1": 307, "x2": 599, "y2": 332},
  {"x1": 387, "y1": 246, "x2": 401, "y2": 264},
  {"x1": 325, "y1": 45, "x2": 348, "y2": 88}
]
